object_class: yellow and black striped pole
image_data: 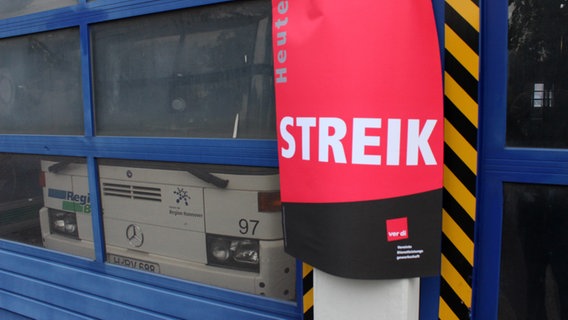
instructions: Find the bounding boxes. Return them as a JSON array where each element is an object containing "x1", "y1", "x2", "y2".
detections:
[
  {"x1": 440, "y1": 0, "x2": 479, "y2": 319},
  {"x1": 302, "y1": 263, "x2": 314, "y2": 320}
]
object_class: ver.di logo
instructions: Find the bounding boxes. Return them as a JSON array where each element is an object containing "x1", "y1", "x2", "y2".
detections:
[
  {"x1": 386, "y1": 217, "x2": 409, "y2": 242},
  {"x1": 174, "y1": 187, "x2": 190, "y2": 206}
]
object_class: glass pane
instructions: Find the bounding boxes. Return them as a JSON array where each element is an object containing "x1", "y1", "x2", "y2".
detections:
[
  {"x1": 92, "y1": 0, "x2": 275, "y2": 139},
  {"x1": 0, "y1": 154, "x2": 42, "y2": 246},
  {"x1": 500, "y1": 183, "x2": 568, "y2": 319},
  {"x1": 506, "y1": 2, "x2": 568, "y2": 147},
  {"x1": 93, "y1": 159, "x2": 293, "y2": 300},
  {"x1": 0, "y1": 29, "x2": 83, "y2": 134},
  {"x1": 0, "y1": 0, "x2": 77, "y2": 20},
  {"x1": 0, "y1": 154, "x2": 93, "y2": 259}
]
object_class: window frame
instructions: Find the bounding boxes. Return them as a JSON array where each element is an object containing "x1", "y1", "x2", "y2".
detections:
[
  {"x1": 474, "y1": 0, "x2": 568, "y2": 318},
  {"x1": 0, "y1": 1, "x2": 299, "y2": 318}
]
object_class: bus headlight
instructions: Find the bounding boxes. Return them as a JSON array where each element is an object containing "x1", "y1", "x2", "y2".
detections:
[
  {"x1": 233, "y1": 240, "x2": 259, "y2": 265},
  {"x1": 210, "y1": 238, "x2": 231, "y2": 262},
  {"x1": 206, "y1": 235, "x2": 259, "y2": 273},
  {"x1": 48, "y1": 209, "x2": 79, "y2": 239}
]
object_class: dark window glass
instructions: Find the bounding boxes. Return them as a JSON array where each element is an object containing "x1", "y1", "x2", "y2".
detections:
[
  {"x1": 0, "y1": 0, "x2": 76, "y2": 19},
  {"x1": 0, "y1": 154, "x2": 93, "y2": 259},
  {"x1": 0, "y1": 154, "x2": 42, "y2": 246},
  {"x1": 507, "y1": 1, "x2": 568, "y2": 147},
  {"x1": 500, "y1": 183, "x2": 568, "y2": 319},
  {"x1": 91, "y1": 0, "x2": 275, "y2": 138},
  {"x1": 0, "y1": 29, "x2": 83, "y2": 134}
]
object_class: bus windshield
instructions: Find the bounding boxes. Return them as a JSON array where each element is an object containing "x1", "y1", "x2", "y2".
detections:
[{"x1": 91, "y1": 0, "x2": 275, "y2": 139}]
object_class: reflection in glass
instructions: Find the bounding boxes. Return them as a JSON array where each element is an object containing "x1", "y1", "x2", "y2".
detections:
[
  {"x1": 92, "y1": 0, "x2": 275, "y2": 138},
  {"x1": 507, "y1": 1, "x2": 568, "y2": 147},
  {"x1": 0, "y1": 154, "x2": 93, "y2": 260},
  {"x1": 0, "y1": 154, "x2": 43, "y2": 246},
  {"x1": 500, "y1": 183, "x2": 568, "y2": 319},
  {"x1": 91, "y1": 159, "x2": 292, "y2": 300},
  {"x1": 0, "y1": 29, "x2": 83, "y2": 134},
  {"x1": 0, "y1": 0, "x2": 77, "y2": 20}
]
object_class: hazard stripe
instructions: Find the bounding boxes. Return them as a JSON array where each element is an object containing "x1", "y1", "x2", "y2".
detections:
[
  {"x1": 442, "y1": 211, "x2": 474, "y2": 265},
  {"x1": 441, "y1": 255, "x2": 472, "y2": 307},
  {"x1": 446, "y1": 0, "x2": 480, "y2": 32},
  {"x1": 443, "y1": 189, "x2": 474, "y2": 241},
  {"x1": 440, "y1": 0, "x2": 479, "y2": 319},
  {"x1": 443, "y1": 166, "x2": 476, "y2": 220},
  {"x1": 444, "y1": 73, "x2": 478, "y2": 128},
  {"x1": 443, "y1": 145, "x2": 476, "y2": 195},
  {"x1": 445, "y1": 28, "x2": 479, "y2": 82},
  {"x1": 441, "y1": 236, "x2": 472, "y2": 286},
  {"x1": 440, "y1": 278, "x2": 470, "y2": 320},
  {"x1": 439, "y1": 297, "x2": 461, "y2": 320},
  {"x1": 444, "y1": 121, "x2": 477, "y2": 175},
  {"x1": 303, "y1": 263, "x2": 314, "y2": 320},
  {"x1": 444, "y1": 97, "x2": 477, "y2": 148}
]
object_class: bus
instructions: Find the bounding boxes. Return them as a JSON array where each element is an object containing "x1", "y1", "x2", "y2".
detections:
[
  {"x1": 39, "y1": 159, "x2": 295, "y2": 300},
  {"x1": 0, "y1": 0, "x2": 295, "y2": 301}
]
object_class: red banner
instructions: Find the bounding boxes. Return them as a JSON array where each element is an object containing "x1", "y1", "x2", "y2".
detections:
[
  {"x1": 273, "y1": 0, "x2": 443, "y2": 279},
  {"x1": 273, "y1": 0, "x2": 443, "y2": 203}
]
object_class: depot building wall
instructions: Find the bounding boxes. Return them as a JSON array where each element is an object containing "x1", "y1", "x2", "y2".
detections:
[
  {"x1": 0, "y1": 1, "x2": 300, "y2": 319},
  {"x1": 0, "y1": 1, "x2": 494, "y2": 320}
]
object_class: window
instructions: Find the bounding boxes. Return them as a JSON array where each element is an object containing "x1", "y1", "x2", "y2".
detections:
[
  {"x1": 0, "y1": 28, "x2": 82, "y2": 135},
  {"x1": 0, "y1": 0, "x2": 77, "y2": 20},
  {"x1": 500, "y1": 183, "x2": 568, "y2": 319},
  {"x1": 506, "y1": 0, "x2": 568, "y2": 148},
  {"x1": 0, "y1": 0, "x2": 297, "y2": 316},
  {"x1": 0, "y1": 154, "x2": 45, "y2": 247},
  {"x1": 92, "y1": 1, "x2": 275, "y2": 138},
  {"x1": 475, "y1": 1, "x2": 568, "y2": 319},
  {"x1": 37, "y1": 157, "x2": 295, "y2": 299}
]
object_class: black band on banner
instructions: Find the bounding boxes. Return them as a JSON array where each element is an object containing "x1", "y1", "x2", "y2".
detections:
[{"x1": 283, "y1": 189, "x2": 442, "y2": 279}]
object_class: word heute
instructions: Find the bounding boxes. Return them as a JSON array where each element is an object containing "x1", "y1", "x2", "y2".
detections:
[
  {"x1": 280, "y1": 117, "x2": 438, "y2": 166},
  {"x1": 274, "y1": 0, "x2": 289, "y2": 84}
]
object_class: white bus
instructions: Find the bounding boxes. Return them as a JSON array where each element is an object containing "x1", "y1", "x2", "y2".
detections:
[
  {"x1": 39, "y1": 159, "x2": 295, "y2": 300},
  {"x1": 0, "y1": 0, "x2": 295, "y2": 301}
]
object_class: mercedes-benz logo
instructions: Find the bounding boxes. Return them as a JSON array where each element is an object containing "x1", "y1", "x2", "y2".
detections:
[{"x1": 125, "y1": 224, "x2": 144, "y2": 248}]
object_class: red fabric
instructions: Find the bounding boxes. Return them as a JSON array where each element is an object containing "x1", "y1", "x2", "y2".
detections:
[{"x1": 273, "y1": 0, "x2": 443, "y2": 203}]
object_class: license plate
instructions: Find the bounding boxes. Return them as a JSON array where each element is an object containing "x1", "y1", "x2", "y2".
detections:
[{"x1": 107, "y1": 254, "x2": 160, "y2": 273}]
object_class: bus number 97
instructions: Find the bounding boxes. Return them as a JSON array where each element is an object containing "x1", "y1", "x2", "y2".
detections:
[{"x1": 239, "y1": 219, "x2": 259, "y2": 235}]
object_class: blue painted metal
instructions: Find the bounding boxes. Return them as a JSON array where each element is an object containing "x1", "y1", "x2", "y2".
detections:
[
  {"x1": 0, "y1": 135, "x2": 279, "y2": 167},
  {"x1": 473, "y1": 0, "x2": 568, "y2": 318},
  {"x1": 0, "y1": 1, "x2": 235, "y2": 38},
  {"x1": 0, "y1": 239, "x2": 298, "y2": 317},
  {"x1": 419, "y1": 276, "x2": 441, "y2": 320},
  {"x1": 472, "y1": 1, "x2": 511, "y2": 318},
  {"x1": 0, "y1": 249, "x2": 298, "y2": 319},
  {"x1": 0, "y1": 1, "x2": 297, "y2": 319},
  {"x1": 87, "y1": 156, "x2": 106, "y2": 263},
  {"x1": 0, "y1": 0, "x2": 451, "y2": 317},
  {"x1": 81, "y1": 22, "x2": 95, "y2": 138},
  {"x1": 0, "y1": 291, "x2": 93, "y2": 320},
  {"x1": 0, "y1": 307, "x2": 33, "y2": 320}
]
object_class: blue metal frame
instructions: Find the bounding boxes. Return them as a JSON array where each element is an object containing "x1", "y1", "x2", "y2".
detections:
[
  {"x1": 0, "y1": 0, "x2": 448, "y2": 318},
  {"x1": 474, "y1": 0, "x2": 568, "y2": 318},
  {"x1": 0, "y1": 1, "x2": 298, "y2": 319}
]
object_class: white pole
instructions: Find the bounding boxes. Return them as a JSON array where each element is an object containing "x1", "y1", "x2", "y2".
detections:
[{"x1": 313, "y1": 269, "x2": 420, "y2": 320}]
